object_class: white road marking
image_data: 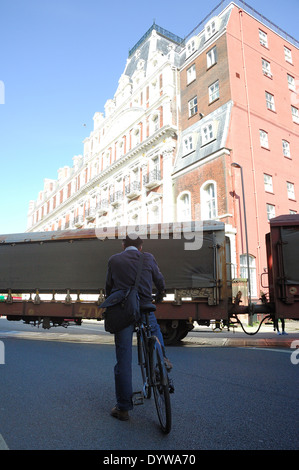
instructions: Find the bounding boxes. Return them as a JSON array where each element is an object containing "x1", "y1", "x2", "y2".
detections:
[
  {"x1": 240, "y1": 347, "x2": 292, "y2": 354},
  {"x1": 0, "y1": 434, "x2": 9, "y2": 450}
]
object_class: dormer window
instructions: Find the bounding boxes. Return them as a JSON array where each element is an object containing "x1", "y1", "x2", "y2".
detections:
[
  {"x1": 183, "y1": 132, "x2": 198, "y2": 156},
  {"x1": 186, "y1": 36, "x2": 199, "y2": 59},
  {"x1": 201, "y1": 121, "x2": 218, "y2": 145},
  {"x1": 205, "y1": 17, "x2": 219, "y2": 41},
  {"x1": 183, "y1": 135, "x2": 193, "y2": 155}
]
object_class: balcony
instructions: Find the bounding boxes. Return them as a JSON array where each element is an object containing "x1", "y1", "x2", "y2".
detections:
[
  {"x1": 125, "y1": 181, "x2": 141, "y2": 200},
  {"x1": 85, "y1": 207, "x2": 96, "y2": 222},
  {"x1": 73, "y1": 215, "x2": 84, "y2": 228},
  {"x1": 97, "y1": 199, "x2": 109, "y2": 216},
  {"x1": 110, "y1": 191, "x2": 124, "y2": 207},
  {"x1": 143, "y1": 169, "x2": 161, "y2": 189}
]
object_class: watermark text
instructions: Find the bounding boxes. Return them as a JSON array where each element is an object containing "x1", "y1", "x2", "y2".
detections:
[{"x1": 290, "y1": 340, "x2": 299, "y2": 365}]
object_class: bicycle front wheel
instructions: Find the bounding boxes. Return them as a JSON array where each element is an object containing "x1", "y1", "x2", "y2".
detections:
[{"x1": 150, "y1": 337, "x2": 171, "y2": 434}]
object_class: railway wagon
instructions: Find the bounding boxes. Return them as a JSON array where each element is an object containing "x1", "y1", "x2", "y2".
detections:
[
  {"x1": 265, "y1": 214, "x2": 299, "y2": 320},
  {"x1": 0, "y1": 221, "x2": 234, "y2": 343},
  {"x1": 1, "y1": 215, "x2": 298, "y2": 344}
]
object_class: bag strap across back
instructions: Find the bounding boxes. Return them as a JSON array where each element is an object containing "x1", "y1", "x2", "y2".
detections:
[{"x1": 134, "y1": 253, "x2": 144, "y2": 289}]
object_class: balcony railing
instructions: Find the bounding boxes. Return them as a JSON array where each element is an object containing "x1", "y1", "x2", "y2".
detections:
[
  {"x1": 125, "y1": 181, "x2": 141, "y2": 199},
  {"x1": 143, "y1": 169, "x2": 161, "y2": 189},
  {"x1": 85, "y1": 207, "x2": 96, "y2": 221},
  {"x1": 97, "y1": 199, "x2": 109, "y2": 216},
  {"x1": 110, "y1": 191, "x2": 124, "y2": 206},
  {"x1": 73, "y1": 215, "x2": 84, "y2": 228}
]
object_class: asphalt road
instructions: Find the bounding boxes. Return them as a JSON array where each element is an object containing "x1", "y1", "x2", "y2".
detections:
[{"x1": 0, "y1": 319, "x2": 298, "y2": 451}]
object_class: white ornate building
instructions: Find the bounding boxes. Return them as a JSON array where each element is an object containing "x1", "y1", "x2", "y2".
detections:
[
  {"x1": 26, "y1": 2, "x2": 299, "y2": 304},
  {"x1": 27, "y1": 25, "x2": 184, "y2": 233}
]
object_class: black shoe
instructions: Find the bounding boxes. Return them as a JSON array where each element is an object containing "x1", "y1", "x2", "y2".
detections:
[{"x1": 110, "y1": 406, "x2": 129, "y2": 421}]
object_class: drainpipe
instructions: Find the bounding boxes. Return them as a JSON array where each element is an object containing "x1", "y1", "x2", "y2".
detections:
[{"x1": 238, "y1": 8, "x2": 262, "y2": 296}]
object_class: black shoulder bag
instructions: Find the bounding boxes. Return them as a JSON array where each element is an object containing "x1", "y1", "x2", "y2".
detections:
[{"x1": 100, "y1": 253, "x2": 144, "y2": 333}]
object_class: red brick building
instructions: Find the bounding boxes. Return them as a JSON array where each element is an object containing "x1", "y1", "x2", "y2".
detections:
[{"x1": 173, "y1": 2, "x2": 299, "y2": 299}]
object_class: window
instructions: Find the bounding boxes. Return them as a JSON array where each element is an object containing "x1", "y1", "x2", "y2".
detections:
[
  {"x1": 186, "y1": 36, "x2": 199, "y2": 58},
  {"x1": 266, "y1": 203, "x2": 275, "y2": 221},
  {"x1": 265, "y1": 91, "x2": 275, "y2": 111},
  {"x1": 259, "y1": 29, "x2": 268, "y2": 47},
  {"x1": 287, "y1": 182, "x2": 295, "y2": 200},
  {"x1": 205, "y1": 17, "x2": 219, "y2": 40},
  {"x1": 118, "y1": 139, "x2": 125, "y2": 159},
  {"x1": 151, "y1": 112, "x2": 160, "y2": 132},
  {"x1": 282, "y1": 140, "x2": 291, "y2": 158},
  {"x1": 259, "y1": 129, "x2": 269, "y2": 148},
  {"x1": 209, "y1": 80, "x2": 219, "y2": 103},
  {"x1": 103, "y1": 151, "x2": 110, "y2": 169},
  {"x1": 177, "y1": 192, "x2": 191, "y2": 222},
  {"x1": 132, "y1": 126, "x2": 141, "y2": 147},
  {"x1": 207, "y1": 46, "x2": 217, "y2": 68},
  {"x1": 151, "y1": 156, "x2": 159, "y2": 172},
  {"x1": 290, "y1": 210, "x2": 297, "y2": 214},
  {"x1": 240, "y1": 254, "x2": 257, "y2": 298},
  {"x1": 262, "y1": 59, "x2": 272, "y2": 77},
  {"x1": 291, "y1": 105, "x2": 299, "y2": 123},
  {"x1": 284, "y1": 46, "x2": 293, "y2": 64},
  {"x1": 183, "y1": 134, "x2": 194, "y2": 155},
  {"x1": 201, "y1": 181, "x2": 217, "y2": 219},
  {"x1": 202, "y1": 122, "x2": 215, "y2": 145},
  {"x1": 287, "y1": 74, "x2": 295, "y2": 91},
  {"x1": 131, "y1": 167, "x2": 139, "y2": 184},
  {"x1": 187, "y1": 64, "x2": 196, "y2": 84},
  {"x1": 264, "y1": 174, "x2": 273, "y2": 192},
  {"x1": 187, "y1": 39, "x2": 196, "y2": 56},
  {"x1": 207, "y1": 21, "x2": 216, "y2": 37},
  {"x1": 188, "y1": 96, "x2": 198, "y2": 117}
]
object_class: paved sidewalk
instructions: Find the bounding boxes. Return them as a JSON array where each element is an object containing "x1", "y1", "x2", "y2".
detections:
[{"x1": 187, "y1": 320, "x2": 299, "y2": 348}]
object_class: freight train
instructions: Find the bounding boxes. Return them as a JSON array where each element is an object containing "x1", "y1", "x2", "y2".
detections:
[{"x1": 0, "y1": 214, "x2": 298, "y2": 344}]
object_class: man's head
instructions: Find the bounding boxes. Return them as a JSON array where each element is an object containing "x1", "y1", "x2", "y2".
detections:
[{"x1": 122, "y1": 234, "x2": 143, "y2": 251}]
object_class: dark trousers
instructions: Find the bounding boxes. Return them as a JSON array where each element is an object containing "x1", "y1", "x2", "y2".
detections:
[{"x1": 114, "y1": 312, "x2": 165, "y2": 411}]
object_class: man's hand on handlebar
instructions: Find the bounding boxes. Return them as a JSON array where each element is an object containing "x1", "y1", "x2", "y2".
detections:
[{"x1": 153, "y1": 290, "x2": 166, "y2": 303}]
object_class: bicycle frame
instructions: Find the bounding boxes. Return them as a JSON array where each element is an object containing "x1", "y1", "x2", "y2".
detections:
[{"x1": 135, "y1": 311, "x2": 172, "y2": 434}]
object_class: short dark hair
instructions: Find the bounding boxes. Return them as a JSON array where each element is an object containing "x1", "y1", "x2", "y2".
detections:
[{"x1": 123, "y1": 234, "x2": 143, "y2": 249}]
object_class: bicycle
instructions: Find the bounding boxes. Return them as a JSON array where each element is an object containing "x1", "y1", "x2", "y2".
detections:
[{"x1": 133, "y1": 303, "x2": 173, "y2": 434}]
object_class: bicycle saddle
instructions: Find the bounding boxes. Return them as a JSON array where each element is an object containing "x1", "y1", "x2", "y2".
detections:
[{"x1": 140, "y1": 303, "x2": 156, "y2": 313}]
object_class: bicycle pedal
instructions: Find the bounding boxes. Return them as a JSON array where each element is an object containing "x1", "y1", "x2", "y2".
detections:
[{"x1": 132, "y1": 391, "x2": 144, "y2": 405}]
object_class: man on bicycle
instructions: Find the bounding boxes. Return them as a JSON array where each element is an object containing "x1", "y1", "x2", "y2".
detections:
[{"x1": 105, "y1": 234, "x2": 172, "y2": 421}]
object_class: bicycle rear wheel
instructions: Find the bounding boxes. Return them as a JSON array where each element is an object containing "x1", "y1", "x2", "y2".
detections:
[
  {"x1": 137, "y1": 331, "x2": 151, "y2": 399},
  {"x1": 150, "y1": 337, "x2": 171, "y2": 434}
]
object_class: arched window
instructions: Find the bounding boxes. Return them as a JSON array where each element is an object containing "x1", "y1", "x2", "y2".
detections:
[
  {"x1": 177, "y1": 192, "x2": 191, "y2": 222},
  {"x1": 200, "y1": 181, "x2": 217, "y2": 219},
  {"x1": 240, "y1": 254, "x2": 257, "y2": 298}
]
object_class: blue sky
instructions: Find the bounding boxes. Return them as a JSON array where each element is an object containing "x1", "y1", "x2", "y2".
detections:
[{"x1": 0, "y1": 0, "x2": 298, "y2": 234}]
